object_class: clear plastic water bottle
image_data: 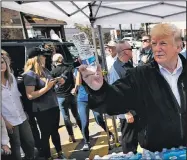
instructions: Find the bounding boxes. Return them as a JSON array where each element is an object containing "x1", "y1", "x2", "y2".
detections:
[{"x1": 72, "y1": 32, "x2": 97, "y2": 72}]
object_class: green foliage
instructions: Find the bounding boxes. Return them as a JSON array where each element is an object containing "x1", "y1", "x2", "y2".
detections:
[
  {"x1": 74, "y1": 23, "x2": 111, "y2": 47},
  {"x1": 74, "y1": 23, "x2": 93, "y2": 45}
]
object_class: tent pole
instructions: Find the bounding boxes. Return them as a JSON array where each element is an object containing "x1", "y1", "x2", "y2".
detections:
[
  {"x1": 91, "y1": 23, "x2": 99, "y2": 64},
  {"x1": 119, "y1": 24, "x2": 122, "y2": 40},
  {"x1": 96, "y1": 25, "x2": 112, "y2": 150},
  {"x1": 97, "y1": 25, "x2": 120, "y2": 146},
  {"x1": 130, "y1": 24, "x2": 134, "y2": 38},
  {"x1": 89, "y1": 2, "x2": 99, "y2": 64},
  {"x1": 19, "y1": 12, "x2": 28, "y2": 39}
]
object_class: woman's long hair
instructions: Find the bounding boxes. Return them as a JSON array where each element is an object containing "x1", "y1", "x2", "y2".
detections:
[
  {"x1": 1, "y1": 56, "x2": 13, "y2": 87},
  {"x1": 24, "y1": 56, "x2": 45, "y2": 77}
]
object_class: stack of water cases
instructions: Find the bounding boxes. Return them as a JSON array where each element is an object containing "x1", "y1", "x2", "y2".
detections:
[{"x1": 93, "y1": 146, "x2": 186, "y2": 160}]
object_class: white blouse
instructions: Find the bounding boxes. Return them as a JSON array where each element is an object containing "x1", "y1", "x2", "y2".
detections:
[{"x1": 2, "y1": 74, "x2": 27, "y2": 126}]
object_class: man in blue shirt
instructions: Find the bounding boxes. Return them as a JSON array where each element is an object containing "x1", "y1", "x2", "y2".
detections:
[{"x1": 109, "y1": 40, "x2": 138, "y2": 154}]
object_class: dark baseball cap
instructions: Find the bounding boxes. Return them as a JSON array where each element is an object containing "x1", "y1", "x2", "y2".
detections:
[{"x1": 27, "y1": 45, "x2": 52, "y2": 59}]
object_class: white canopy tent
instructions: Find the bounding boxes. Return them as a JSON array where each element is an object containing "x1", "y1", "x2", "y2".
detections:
[
  {"x1": 2, "y1": 1, "x2": 186, "y2": 147},
  {"x1": 2, "y1": 1, "x2": 186, "y2": 24},
  {"x1": 2, "y1": 1, "x2": 186, "y2": 65}
]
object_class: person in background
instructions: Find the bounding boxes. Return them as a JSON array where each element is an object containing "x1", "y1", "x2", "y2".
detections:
[
  {"x1": 79, "y1": 23, "x2": 186, "y2": 152},
  {"x1": 72, "y1": 68, "x2": 114, "y2": 151},
  {"x1": 180, "y1": 35, "x2": 186, "y2": 59},
  {"x1": 51, "y1": 53, "x2": 82, "y2": 143},
  {"x1": 23, "y1": 46, "x2": 65, "y2": 160},
  {"x1": 17, "y1": 70, "x2": 42, "y2": 154},
  {"x1": 1, "y1": 49, "x2": 11, "y2": 66},
  {"x1": 138, "y1": 34, "x2": 154, "y2": 66},
  {"x1": 1, "y1": 55, "x2": 35, "y2": 160},
  {"x1": 106, "y1": 41, "x2": 118, "y2": 72},
  {"x1": 109, "y1": 40, "x2": 138, "y2": 154},
  {"x1": 2, "y1": 49, "x2": 40, "y2": 158}
]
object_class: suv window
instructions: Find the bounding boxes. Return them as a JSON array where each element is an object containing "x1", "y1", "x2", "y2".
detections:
[
  {"x1": 2, "y1": 46, "x2": 26, "y2": 77},
  {"x1": 63, "y1": 43, "x2": 79, "y2": 59}
]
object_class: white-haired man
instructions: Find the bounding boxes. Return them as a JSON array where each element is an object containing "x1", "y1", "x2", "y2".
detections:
[
  {"x1": 79, "y1": 23, "x2": 187, "y2": 152},
  {"x1": 51, "y1": 53, "x2": 82, "y2": 143}
]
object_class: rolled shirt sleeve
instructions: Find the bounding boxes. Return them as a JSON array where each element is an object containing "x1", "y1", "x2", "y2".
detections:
[{"x1": 23, "y1": 71, "x2": 37, "y2": 86}]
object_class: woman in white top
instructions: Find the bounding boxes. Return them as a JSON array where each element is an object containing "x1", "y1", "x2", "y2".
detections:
[{"x1": 1, "y1": 55, "x2": 35, "y2": 160}]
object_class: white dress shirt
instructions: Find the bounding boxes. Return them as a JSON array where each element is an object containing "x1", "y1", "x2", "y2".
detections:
[
  {"x1": 158, "y1": 56, "x2": 183, "y2": 107},
  {"x1": 106, "y1": 54, "x2": 117, "y2": 83},
  {"x1": 2, "y1": 74, "x2": 27, "y2": 126},
  {"x1": 1, "y1": 117, "x2": 9, "y2": 145},
  {"x1": 106, "y1": 54, "x2": 118, "y2": 71}
]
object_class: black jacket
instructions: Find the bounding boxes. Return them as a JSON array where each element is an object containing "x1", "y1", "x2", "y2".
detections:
[
  {"x1": 51, "y1": 64, "x2": 75, "y2": 97},
  {"x1": 87, "y1": 55, "x2": 187, "y2": 152}
]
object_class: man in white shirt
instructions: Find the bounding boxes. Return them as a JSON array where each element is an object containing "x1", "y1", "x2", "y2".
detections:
[
  {"x1": 106, "y1": 41, "x2": 118, "y2": 70},
  {"x1": 105, "y1": 41, "x2": 118, "y2": 81},
  {"x1": 79, "y1": 23, "x2": 187, "y2": 152}
]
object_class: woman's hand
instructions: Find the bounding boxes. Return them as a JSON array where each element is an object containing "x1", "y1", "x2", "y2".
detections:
[
  {"x1": 125, "y1": 112, "x2": 134, "y2": 123},
  {"x1": 71, "y1": 88, "x2": 76, "y2": 95},
  {"x1": 58, "y1": 78, "x2": 65, "y2": 85},
  {"x1": 45, "y1": 79, "x2": 57, "y2": 90},
  {"x1": 2, "y1": 145, "x2": 11, "y2": 155}
]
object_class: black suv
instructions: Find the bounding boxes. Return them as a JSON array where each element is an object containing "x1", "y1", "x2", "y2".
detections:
[{"x1": 2, "y1": 39, "x2": 77, "y2": 77}]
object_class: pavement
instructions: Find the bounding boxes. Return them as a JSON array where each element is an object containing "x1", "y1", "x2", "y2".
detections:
[{"x1": 46, "y1": 111, "x2": 143, "y2": 160}]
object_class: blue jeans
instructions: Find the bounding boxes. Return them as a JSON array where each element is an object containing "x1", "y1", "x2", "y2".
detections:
[
  {"x1": 57, "y1": 95, "x2": 82, "y2": 136},
  {"x1": 77, "y1": 101, "x2": 111, "y2": 143}
]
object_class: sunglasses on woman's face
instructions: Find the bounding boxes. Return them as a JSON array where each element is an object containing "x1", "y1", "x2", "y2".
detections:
[{"x1": 141, "y1": 39, "x2": 150, "y2": 43}]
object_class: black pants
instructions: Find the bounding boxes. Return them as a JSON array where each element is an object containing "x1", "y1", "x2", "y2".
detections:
[
  {"x1": 35, "y1": 107, "x2": 62, "y2": 159},
  {"x1": 120, "y1": 118, "x2": 138, "y2": 154},
  {"x1": 27, "y1": 112, "x2": 41, "y2": 150},
  {"x1": 8, "y1": 120, "x2": 35, "y2": 160}
]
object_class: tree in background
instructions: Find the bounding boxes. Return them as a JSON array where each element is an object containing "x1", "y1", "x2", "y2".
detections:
[
  {"x1": 74, "y1": 23, "x2": 111, "y2": 47},
  {"x1": 74, "y1": 23, "x2": 93, "y2": 45}
]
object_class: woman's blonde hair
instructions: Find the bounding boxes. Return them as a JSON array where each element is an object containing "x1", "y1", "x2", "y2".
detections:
[
  {"x1": 1, "y1": 49, "x2": 11, "y2": 65},
  {"x1": 24, "y1": 56, "x2": 45, "y2": 77},
  {"x1": 1, "y1": 56, "x2": 13, "y2": 87}
]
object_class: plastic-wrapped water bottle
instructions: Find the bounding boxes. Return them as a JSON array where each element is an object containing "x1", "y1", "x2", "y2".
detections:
[
  {"x1": 162, "y1": 147, "x2": 186, "y2": 159},
  {"x1": 141, "y1": 149, "x2": 155, "y2": 159},
  {"x1": 154, "y1": 151, "x2": 162, "y2": 160},
  {"x1": 129, "y1": 153, "x2": 142, "y2": 159}
]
